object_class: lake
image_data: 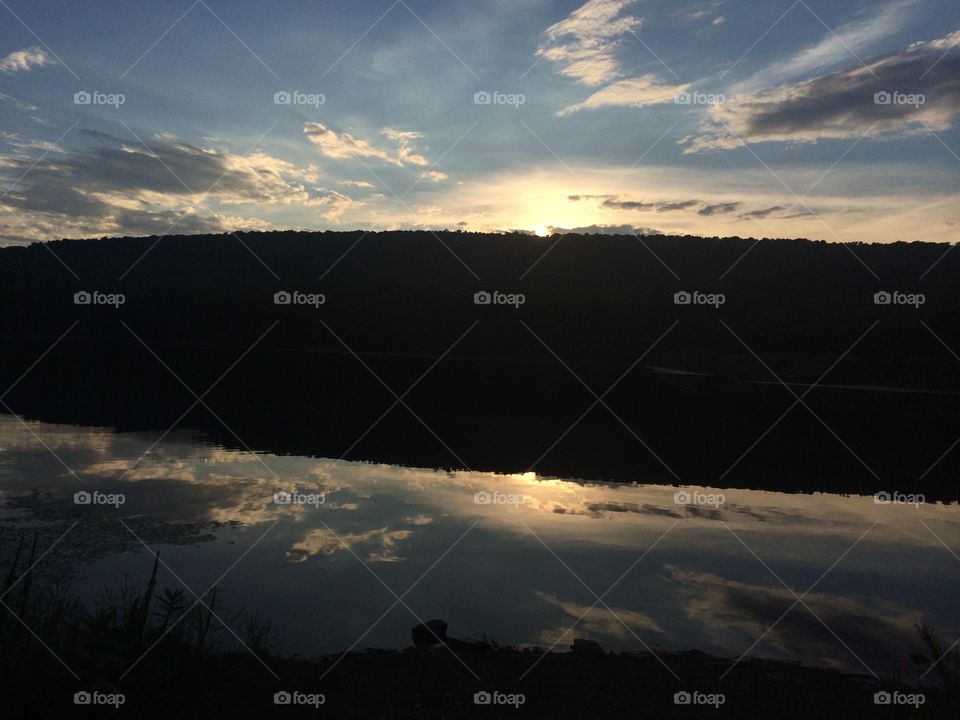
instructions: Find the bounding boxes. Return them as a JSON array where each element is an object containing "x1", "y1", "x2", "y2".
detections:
[{"x1": 1, "y1": 414, "x2": 956, "y2": 680}]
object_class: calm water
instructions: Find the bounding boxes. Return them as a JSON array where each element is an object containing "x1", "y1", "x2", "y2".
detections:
[{"x1": 0, "y1": 415, "x2": 956, "y2": 677}]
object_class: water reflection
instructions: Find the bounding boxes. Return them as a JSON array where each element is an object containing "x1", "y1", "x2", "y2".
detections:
[{"x1": 0, "y1": 415, "x2": 957, "y2": 676}]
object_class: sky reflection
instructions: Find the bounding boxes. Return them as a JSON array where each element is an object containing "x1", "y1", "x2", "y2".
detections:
[{"x1": 0, "y1": 415, "x2": 956, "y2": 676}]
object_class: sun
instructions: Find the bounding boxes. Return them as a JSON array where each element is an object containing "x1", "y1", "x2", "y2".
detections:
[{"x1": 532, "y1": 225, "x2": 549, "y2": 237}]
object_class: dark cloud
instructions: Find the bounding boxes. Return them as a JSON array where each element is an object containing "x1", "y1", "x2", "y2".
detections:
[
  {"x1": 666, "y1": 565, "x2": 923, "y2": 672},
  {"x1": 568, "y1": 194, "x2": 696, "y2": 214},
  {"x1": 698, "y1": 201, "x2": 741, "y2": 216},
  {"x1": 0, "y1": 130, "x2": 351, "y2": 243},
  {"x1": 687, "y1": 28, "x2": 960, "y2": 151},
  {"x1": 739, "y1": 205, "x2": 785, "y2": 219},
  {"x1": 603, "y1": 199, "x2": 657, "y2": 210},
  {"x1": 654, "y1": 199, "x2": 701, "y2": 212}
]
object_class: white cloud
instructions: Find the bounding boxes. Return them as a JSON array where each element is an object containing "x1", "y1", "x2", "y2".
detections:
[
  {"x1": 541, "y1": 1, "x2": 692, "y2": 116},
  {"x1": 380, "y1": 127, "x2": 429, "y2": 166},
  {"x1": 558, "y1": 74, "x2": 689, "y2": 115},
  {"x1": 304, "y1": 123, "x2": 435, "y2": 170},
  {"x1": 0, "y1": 47, "x2": 55, "y2": 74},
  {"x1": 537, "y1": 0, "x2": 642, "y2": 86}
]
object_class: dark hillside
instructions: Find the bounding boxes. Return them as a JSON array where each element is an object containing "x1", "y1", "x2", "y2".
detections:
[{"x1": 1, "y1": 231, "x2": 957, "y2": 498}]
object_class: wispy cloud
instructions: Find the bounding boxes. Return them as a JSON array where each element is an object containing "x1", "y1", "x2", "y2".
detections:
[
  {"x1": 698, "y1": 201, "x2": 740, "y2": 216},
  {"x1": 687, "y1": 28, "x2": 960, "y2": 152},
  {"x1": 0, "y1": 47, "x2": 56, "y2": 74},
  {"x1": 537, "y1": 0, "x2": 643, "y2": 86},
  {"x1": 557, "y1": 74, "x2": 689, "y2": 115},
  {"x1": 741, "y1": 1, "x2": 917, "y2": 90},
  {"x1": 540, "y1": 1, "x2": 692, "y2": 116},
  {"x1": 571, "y1": 194, "x2": 702, "y2": 212},
  {"x1": 304, "y1": 123, "x2": 438, "y2": 172},
  {"x1": 740, "y1": 205, "x2": 785, "y2": 219}
]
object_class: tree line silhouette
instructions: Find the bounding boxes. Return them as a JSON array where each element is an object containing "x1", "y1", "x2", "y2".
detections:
[{"x1": 0, "y1": 230, "x2": 957, "y2": 499}]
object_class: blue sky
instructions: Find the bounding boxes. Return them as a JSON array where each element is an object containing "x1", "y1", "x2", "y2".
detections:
[{"x1": 1, "y1": 0, "x2": 958, "y2": 243}]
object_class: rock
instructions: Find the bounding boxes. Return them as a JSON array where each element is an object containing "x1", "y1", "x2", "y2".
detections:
[
  {"x1": 411, "y1": 619, "x2": 448, "y2": 648},
  {"x1": 571, "y1": 638, "x2": 604, "y2": 657}
]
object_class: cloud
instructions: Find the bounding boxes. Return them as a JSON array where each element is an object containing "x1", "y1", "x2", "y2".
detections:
[
  {"x1": 380, "y1": 128, "x2": 430, "y2": 166},
  {"x1": 739, "y1": 205, "x2": 785, "y2": 219},
  {"x1": 686, "y1": 0, "x2": 725, "y2": 26},
  {"x1": 535, "y1": 590, "x2": 663, "y2": 644},
  {"x1": 286, "y1": 526, "x2": 414, "y2": 563},
  {"x1": 571, "y1": 194, "x2": 702, "y2": 212},
  {"x1": 303, "y1": 123, "x2": 435, "y2": 170},
  {"x1": 0, "y1": 131, "x2": 65, "y2": 154},
  {"x1": 686, "y1": 28, "x2": 960, "y2": 152},
  {"x1": 666, "y1": 565, "x2": 923, "y2": 672},
  {"x1": 743, "y1": 1, "x2": 917, "y2": 90},
  {"x1": 653, "y1": 199, "x2": 700, "y2": 212},
  {"x1": 571, "y1": 193, "x2": 810, "y2": 224},
  {"x1": 540, "y1": 1, "x2": 694, "y2": 116},
  {"x1": 0, "y1": 91, "x2": 40, "y2": 115},
  {"x1": 548, "y1": 223, "x2": 662, "y2": 236},
  {"x1": 557, "y1": 74, "x2": 690, "y2": 115},
  {"x1": 0, "y1": 47, "x2": 55, "y2": 74},
  {"x1": 0, "y1": 130, "x2": 352, "y2": 243},
  {"x1": 698, "y1": 201, "x2": 741, "y2": 216},
  {"x1": 537, "y1": 0, "x2": 642, "y2": 86}
]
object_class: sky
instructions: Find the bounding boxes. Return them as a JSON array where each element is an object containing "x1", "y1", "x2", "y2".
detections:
[{"x1": 0, "y1": 0, "x2": 958, "y2": 244}]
